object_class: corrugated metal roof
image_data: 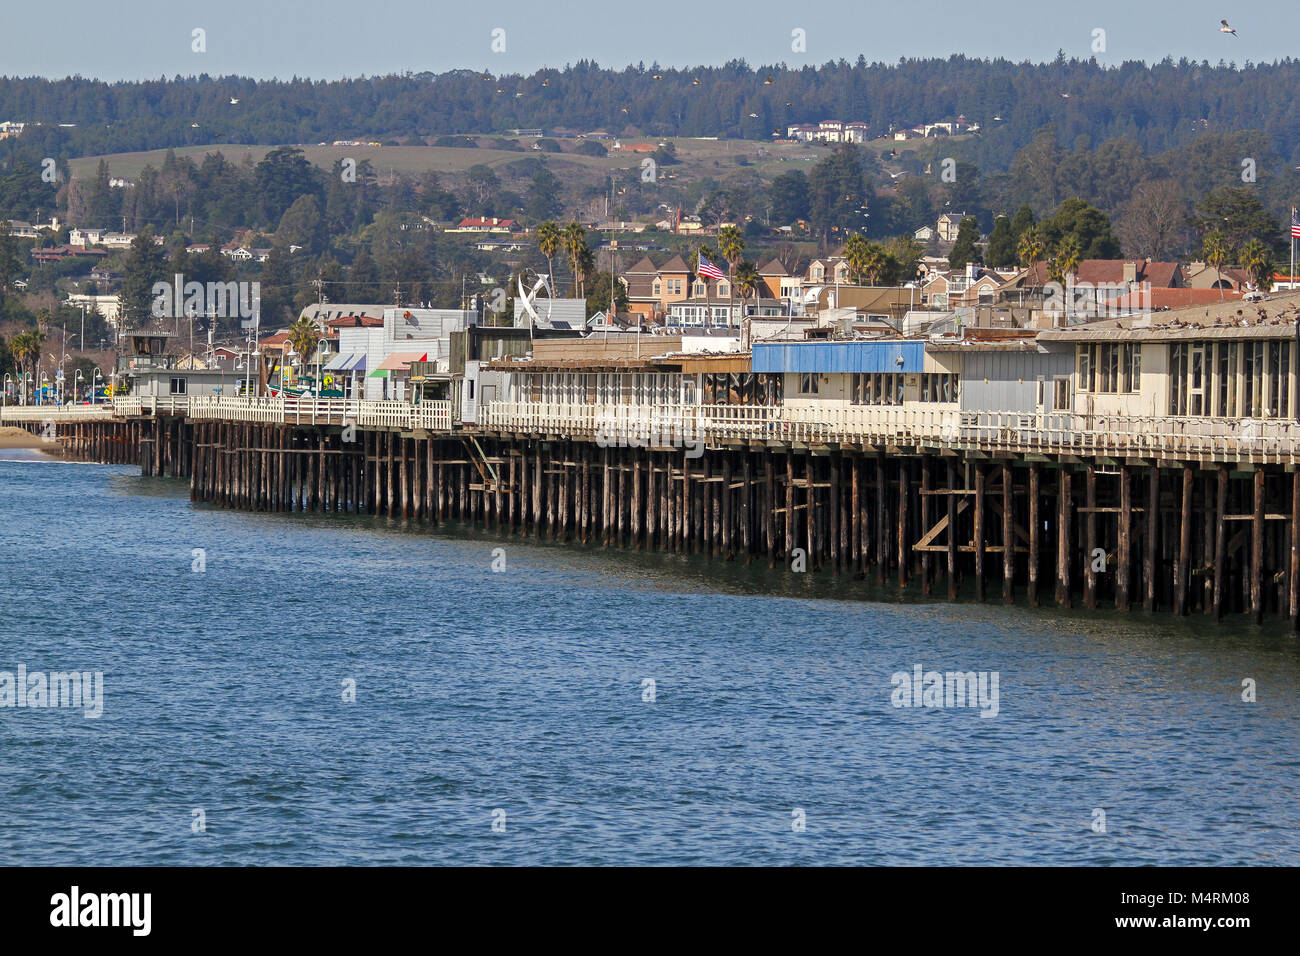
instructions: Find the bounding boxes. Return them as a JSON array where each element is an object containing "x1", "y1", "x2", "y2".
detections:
[{"x1": 752, "y1": 341, "x2": 924, "y2": 373}]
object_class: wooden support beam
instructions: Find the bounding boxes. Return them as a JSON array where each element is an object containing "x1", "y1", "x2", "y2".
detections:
[
  {"x1": 1084, "y1": 465, "x2": 1098, "y2": 610},
  {"x1": 1251, "y1": 467, "x2": 1265, "y2": 625},
  {"x1": 946, "y1": 459, "x2": 958, "y2": 601},
  {"x1": 1213, "y1": 466, "x2": 1227, "y2": 621},
  {"x1": 1291, "y1": 471, "x2": 1300, "y2": 632},
  {"x1": 973, "y1": 464, "x2": 986, "y2": 601},
  {"x1": 1056, "y1": 467, "x2": 1071, "y2": 608},
  {"x1": 1002, "y1": 464, "x2": 1014, "y2": 604},
  {"x1": 1144, "y1": 467, "x2": 1159, "y2": 613},
  {"x1": 1028, "y1": 463, "x2": 1040, "y2": 608},
  {"x1": 898, "y1": 458, "x2": 909, "y2": 587},
  {"x1": 1116, "y1": 465, "x2": 1132, "y2": 612},
  {"x1": 1175, "y1": 466, "x2": 1192, "y2": 616}
]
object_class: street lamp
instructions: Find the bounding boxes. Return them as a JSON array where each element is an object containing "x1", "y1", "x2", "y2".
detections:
[
  {"x1": 92, "y1": 368, "x2": 103, "y2": 405},
  {"x1": 2, "y1": 373, "x2": 11, "y2": 406},
  {"x1": 74, "y1": 369, "x2": 84, "y2": 404}
]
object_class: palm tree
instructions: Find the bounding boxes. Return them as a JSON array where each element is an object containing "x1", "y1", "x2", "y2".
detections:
[
  {"x1": 733, "y1": 261, "x2": 761, "y2": 350},
  {"x1": 861, "y1": 242, "x2": 888, "y2": 286},
  {"x1": 562, "y1": 222, "x2": 586, "y2": 297},
  {"x1": 10, "y1": 330, "x2": 41, "y2": 405},
  {"x1": 718, "y1": 224, "x2": 744, "y2": 320},
  {"x1": 1055, "y1": 235, "x2": 1082, "y2": 284},
  {"x1": 576, "y1": 245, "x2": 595, "y2": 299},
  {"x1": 1202, "y1": 229, "x2": 1234, "y2": 300},
  {"x1": 536, "y1": 220, "x2": 561, "y2": 294},
  {"x1": 843, "y1": 233, "x2": 870, "y2": 284},
  {"x1": 1016, "y1": 225, "x2": 1044, "y2": 269},
  {"x1": 1240, "y1": 238, "x2": 1276, "y2": 292},
  {"x1": 286, "y1": 316, "x2": 320, "y2": 386}
]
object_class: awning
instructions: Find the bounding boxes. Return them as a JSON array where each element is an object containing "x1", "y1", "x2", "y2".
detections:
[
  {"x1": 324, "y1": 352, "x2": 357, "y2": 371},
  {"x1": 375, "y1": 351, "x2": 425, "y2": 372}
]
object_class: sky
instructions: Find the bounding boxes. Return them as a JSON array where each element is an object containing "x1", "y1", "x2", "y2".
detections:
[{"x1": 2, "y1": 1, "x2": 1295, "y2": 81}]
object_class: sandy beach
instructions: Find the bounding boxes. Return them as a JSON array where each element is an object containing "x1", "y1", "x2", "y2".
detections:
[{"x1": 0, "y1": 425, "x2": 63, "y2": 455}]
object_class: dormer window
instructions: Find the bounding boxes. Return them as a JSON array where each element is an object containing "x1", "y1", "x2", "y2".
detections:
[
  {"x1": 693, "y1": 281, "x2": 706, "y2": 297},
  {"x1": 652, "y1": 279, "x2": 662, "y2": 296},
  {"x1": 811, "y1": 266, "x2": 823, "y2": 281},
  {"x1": 716, "y1": 280, "x2": 729, "y2": 297}
]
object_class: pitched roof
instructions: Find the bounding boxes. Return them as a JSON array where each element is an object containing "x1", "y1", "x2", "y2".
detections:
[
  {"x1": 758, "y1": 259, "x2": 789, "y2": 276},
  {"x1": 1005, "y1": 259, "x2": 1183, "y2": 289},
  {"x1": 625, "y1": 256, "x2": 657, "y2": 274},
  {"x1": 657, "y1": 254, "x2": 690, "y2": 274}
]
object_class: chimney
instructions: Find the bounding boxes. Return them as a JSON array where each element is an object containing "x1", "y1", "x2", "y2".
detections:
[
  {"x1": 966, "y1": 261, "x2": 976, "y2": 281},
  {"x1": 1123, "y1": 261, "x2": 1138, "y2": 285}
]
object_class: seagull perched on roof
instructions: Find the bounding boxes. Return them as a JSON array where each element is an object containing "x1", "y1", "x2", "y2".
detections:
[{"x1": 1220, "y1": 19, "x2": 1237, "y2": 36}]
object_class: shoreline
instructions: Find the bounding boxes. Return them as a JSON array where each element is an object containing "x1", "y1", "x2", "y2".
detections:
[{"x1": 0, "y1": 426, "x2": 64, "y2": 456}]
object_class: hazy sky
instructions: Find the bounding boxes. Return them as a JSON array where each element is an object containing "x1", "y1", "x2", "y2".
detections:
[{"x1": 4, "y1": 1, "x2": 1294, "y2": 80}]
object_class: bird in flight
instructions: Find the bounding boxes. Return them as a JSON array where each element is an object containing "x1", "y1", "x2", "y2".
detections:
[
  {"x1": 1220, "y1": 19, "x2": 1237, "y2": 36},
  {"x1": 229, "y1": 97, "x2": 239, "y2": 105}
]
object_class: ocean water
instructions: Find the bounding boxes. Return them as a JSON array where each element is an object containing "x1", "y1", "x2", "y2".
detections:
[{"x1": 1, "y1": 452, "x2": 1298, "y2": 865}]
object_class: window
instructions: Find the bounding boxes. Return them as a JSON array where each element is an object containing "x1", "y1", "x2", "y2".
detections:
[
  {"x1": 652, "y1": 279, "x2": 661, "y2": 296},
  {"x1": 692, "y1": 281, "x2": 706, "y2": 297},
  {"x1": 1053, "y1": 377, "x2": 1071, "y2": 411},
  {"x1": 717, "y1": 281, "x2": 730, "y2": 298},
  {"x1": 851, "y1": 373, "x2": 907, "y2": 405},
  {"x1": 799, "y1": 373, "x2": 819, "y2": 395},
  {"x1": 919, "y1": 373, "x2": 958, "y2": 403},
  {"x1": 1268, "y1": 341, "x2": 1290, "y2": 418},
  {"x1": 1081, "y1": 343, "x2": 1138, "y2": 394},
  {"x1": 1124, "y1": 344, "x2": 1141, "y2": 393},
  {"x1": 1169, "y1": 343, "x2": 1187, "y2": 415},
  {"x1": 169, "y1": 377, "x2": 186, "y2": 395}
]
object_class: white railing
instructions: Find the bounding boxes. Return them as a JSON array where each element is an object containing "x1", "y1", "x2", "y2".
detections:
[
  {"x1": 11, "y1": 393, "x2": 1300, "y2": 461},
  {"x1": 186, "y1": 396, "x2": 454, "y2": 431},
  {"x1": 0, "y1": 403, "x2": 115, "y2": 422}
]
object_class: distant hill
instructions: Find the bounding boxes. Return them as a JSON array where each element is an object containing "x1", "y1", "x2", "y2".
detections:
[{"x1": 3, "y1": 56, "x2": 1300, "y2": 169}]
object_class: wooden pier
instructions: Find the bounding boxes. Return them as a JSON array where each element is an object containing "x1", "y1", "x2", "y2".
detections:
[{"x1": 9, "y1": 404, "x2": 1300, "y2": 629}]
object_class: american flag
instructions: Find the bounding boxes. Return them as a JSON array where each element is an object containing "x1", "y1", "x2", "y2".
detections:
[
  {"x1": 696, "y1": 255, "x2": 724, "y2": 280},
  {"x1": 1291, "y1": 207, "x2": 1300, "y2": 239}
]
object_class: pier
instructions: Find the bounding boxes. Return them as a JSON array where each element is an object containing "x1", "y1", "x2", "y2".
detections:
[{"x1": 7, "y1": 389, "x2": 1300, "y2": 628}]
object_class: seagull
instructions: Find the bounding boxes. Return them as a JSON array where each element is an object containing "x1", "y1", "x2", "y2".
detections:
[
  {"x1": 1220, "y1": 19, "x2": 1237, "y2": 36},
  {"x1": 748, "y1": 112, "x2": 759, "y2": 118},
  {"x1": 229, "y1": 97, "x2": 239, "y2": 105}
]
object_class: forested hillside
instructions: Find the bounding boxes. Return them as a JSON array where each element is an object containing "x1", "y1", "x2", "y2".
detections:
[{"x1": 2, "y1": 55, "x2": 1299, "y2": 164}]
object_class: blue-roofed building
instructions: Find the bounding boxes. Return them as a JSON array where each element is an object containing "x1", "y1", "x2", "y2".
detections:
[{"x1": 751, "y1": 340, "x2": 960, "y2": 408}]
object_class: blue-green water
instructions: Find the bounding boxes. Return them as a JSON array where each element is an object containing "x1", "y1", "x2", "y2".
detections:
[{"x1": 1, "y1": 452, "x2": 1298, "y2": 865}]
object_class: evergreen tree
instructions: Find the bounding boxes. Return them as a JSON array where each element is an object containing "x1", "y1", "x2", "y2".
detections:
[
  {"x1": 985, "y1": 216, "x2": 1016, "y2": 268},
  {"x1": 117, "y1": 229, "x2": 168, "y2": 329},
  {"x1": 947, "y1": 216, "x2": 982, "y2": 270}
]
